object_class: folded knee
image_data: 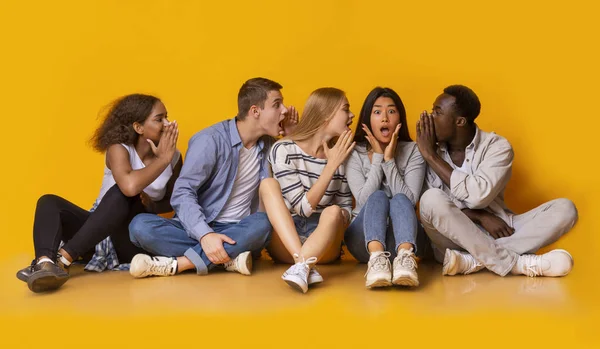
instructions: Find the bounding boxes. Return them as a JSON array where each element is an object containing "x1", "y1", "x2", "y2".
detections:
[
  {"x1": 321, "y1": 205, "x2": 344, "y2": 224},
  {"x1": 37, "y1": 194, "x2": 60, "y2": 208},
  {"x1": 128, "y1": 214, "x2": 158, "y2": 241},
  {"x1": 391, "y1": 193, "x2": 412, "y2": 206},
  {"x1": 419, "y1": 188, "x2": 450, "y2": 221},
  {"x1": 553, "y1": 198, "x2": 579, "y2": 227}
]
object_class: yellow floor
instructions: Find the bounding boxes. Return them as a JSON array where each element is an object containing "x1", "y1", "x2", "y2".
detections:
[{"x1": 2, "y1": 251, "x2": 599, "y2": 348}]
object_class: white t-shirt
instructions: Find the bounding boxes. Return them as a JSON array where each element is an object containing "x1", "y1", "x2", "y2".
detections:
[
  {"x1": 214, "y1": 145, "x2": 260, "y2": 222},
  {"x1": 93, "y1": 143, "x2": 181, "y2": 207}
]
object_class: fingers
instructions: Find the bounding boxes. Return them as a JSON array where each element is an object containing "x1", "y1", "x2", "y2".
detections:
[
  {"x1": 215, "y1": 245, "x2": 231, "y2": 264},
  {"x1": 343, "y1": 130, "x2": 354, "y2": 150},
  {"x1": 344, "y1": 141, "x2": 356, "y2": 158},
  {"x1": 221, "y1": 234, "x2": 236, "y2": 245},
  {"x1": 170, "y1": 120, "x2": 179, "y2": 146},
  {"x1": 416, "y1": 120, "x2": 421, "y2": 137},
  {"x1": 146, "y1": 139, "x2": 158, "y2": 154},
  {"x1": 427, "y1": 114, "x2": 436, "y2": 139},
  {"x1": 335, "y1": 130, "x2": 351, "y2": 148},
  {"x1": 291, "y1": 106, "x2": 299, "y2": 124}
]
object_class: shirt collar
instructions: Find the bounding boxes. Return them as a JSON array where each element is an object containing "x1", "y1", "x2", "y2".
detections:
[
  {"x1": 439, "y1": 124, "x2": 480, "y2": 153},
  {"x1": 228, "y1": 118, "x2": 265, "y2": 151}
]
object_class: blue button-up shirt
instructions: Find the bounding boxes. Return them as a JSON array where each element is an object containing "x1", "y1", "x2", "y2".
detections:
[{"x1": 171, "y1": 118, "x2": 272, "y2": 241}]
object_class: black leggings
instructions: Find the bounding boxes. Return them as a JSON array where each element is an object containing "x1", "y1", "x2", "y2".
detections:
[{"x1": 33, "y1": 184, "x2": 148, "y2": 263}]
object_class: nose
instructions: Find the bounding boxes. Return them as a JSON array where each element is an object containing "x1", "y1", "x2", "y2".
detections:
[
  {"x1": 163, "y1": 119, "x2": 170, "y2": 126},
  {"x1": 282, "y1": 104, "x2": 289, "y2": 116}
]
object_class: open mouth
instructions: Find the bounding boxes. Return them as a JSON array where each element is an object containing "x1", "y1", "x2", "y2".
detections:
[
  {"x1": 380, "y1": 127, "x2": 390, "y2": 137},
  {"x1": 278, "y1": 121, "x2": 284, "y2": 134}
]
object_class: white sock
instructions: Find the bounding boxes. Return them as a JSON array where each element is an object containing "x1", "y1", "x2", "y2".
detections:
[
  {"x1": 59, "y1": 254, "x2": 72, "y2": 267},
  {"x1": 37, "y1": 257, "x2": 54, "y2": 265}
]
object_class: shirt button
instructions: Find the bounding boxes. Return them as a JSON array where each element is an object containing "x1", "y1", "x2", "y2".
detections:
[{"x1": 466, "y1": 159, "x2": 470, "y2": 162}]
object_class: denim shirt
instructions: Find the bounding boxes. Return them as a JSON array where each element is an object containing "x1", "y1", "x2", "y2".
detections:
[{"x1": 171, "y1": 118, "x2": 272, "y2": 241}]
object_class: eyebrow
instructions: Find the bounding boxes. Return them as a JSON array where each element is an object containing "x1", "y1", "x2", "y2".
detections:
[
  {"x1": 154, "y1": 112, "x2": 166, "y2": 118},
  {"x1": 272, "y1": 98, "x2": 282, "y2": 104},
  {"x1": 374, "y1": 104, "x2": 396, "y2": 107}
]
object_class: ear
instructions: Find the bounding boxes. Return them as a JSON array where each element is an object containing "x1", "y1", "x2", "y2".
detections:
[
  {"x1": 249, "y1": 105, "x2": 260, "y2": 120},
  {"x1": 133, "y1": 121, "x2": 144, "y2": 135},
  {"x1": 455, "y1": 116, "x2": 468, "y2": 127}
]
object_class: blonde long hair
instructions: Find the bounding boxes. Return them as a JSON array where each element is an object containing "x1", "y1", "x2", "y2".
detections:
[{"x1": 288, "y1": 87, "x2": 347, "y2": 143}]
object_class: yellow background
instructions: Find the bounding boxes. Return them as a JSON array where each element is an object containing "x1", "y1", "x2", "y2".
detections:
[{"x1": 1, "y1": 0, "x2": 599, "y2": 347}]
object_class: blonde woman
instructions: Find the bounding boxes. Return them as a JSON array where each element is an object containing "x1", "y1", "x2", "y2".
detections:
[{"x1": 259, "y1": 87, "x2": 355, "y2": 293}]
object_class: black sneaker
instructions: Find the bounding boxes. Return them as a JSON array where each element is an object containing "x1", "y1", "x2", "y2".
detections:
[
  {"x1": 27, "y1": 261, "x2": 70, "y2": 293},
  {"x1": 16, "y1": 260, "x2": 36, "y2": 282}
]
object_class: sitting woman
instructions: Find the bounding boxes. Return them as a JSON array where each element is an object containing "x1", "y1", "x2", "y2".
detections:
[
  {"x1": 345, "y1": 87, "x2": 426, "y2": 288},
  {"x1": 260, "y1": 87, "x2": 355, "y2": 293},
  {"x1": 16, "y1": 94, "x2": 182, "y2": 293}
]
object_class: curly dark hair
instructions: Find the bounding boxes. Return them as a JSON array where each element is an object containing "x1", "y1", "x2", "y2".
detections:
[
  {"x1": 443, "y1": 85, "x2": 481, "y2": 123},
  {"x1": 90, "y1": 94, "x2": 161, "y2": 152}
]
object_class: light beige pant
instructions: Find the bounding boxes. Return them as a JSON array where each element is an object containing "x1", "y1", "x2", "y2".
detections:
[{"x1": 419, "y1": 188, "x2": 578, "y2": 276}]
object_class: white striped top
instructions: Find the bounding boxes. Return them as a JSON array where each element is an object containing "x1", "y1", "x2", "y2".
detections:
[{"x1": 269, "y1": 140, "x2": 353, "y2": 218}]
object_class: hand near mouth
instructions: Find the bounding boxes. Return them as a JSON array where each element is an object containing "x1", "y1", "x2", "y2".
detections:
[
  {"x1": 361, "y1": 124, "x2": 383, "y2": 154},
  {"x1": 384, "y1": 124, "x2": 401, "y2": 162},
  {"x1": 280, "y1": 105, "x2": 299, "y2": 136}
]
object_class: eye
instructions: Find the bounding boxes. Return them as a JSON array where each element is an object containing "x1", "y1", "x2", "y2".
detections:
[
  {"x1": 373, "y1": 110, "x2": 380, "y2": 115},
  {"x1": 389, "y1": 109, "x2": 396, "y2": 114}
]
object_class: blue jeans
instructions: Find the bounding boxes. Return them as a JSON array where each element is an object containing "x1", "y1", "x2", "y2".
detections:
[
  {"x1": 129, "y1": 212, "x2": 272, "y2": 275},
  {"x1": 292, "y1": 213, "x2": 321, "y2": 244},
  {"x1": 344, "y1": 191, "x2": 418, "y2": 263}
]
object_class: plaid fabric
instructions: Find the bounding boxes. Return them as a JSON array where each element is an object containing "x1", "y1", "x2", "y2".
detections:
[{"x1": 84, "y1": 236, "x2": 130, "y2": 272}]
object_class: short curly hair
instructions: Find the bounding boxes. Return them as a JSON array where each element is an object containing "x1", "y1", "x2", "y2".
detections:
[
  {"x1": 443, "y1": 85, "x2": 481, "y2": 123},
  {"x1": 91, "y1": 94, "x2": 160, "y2": 152}
]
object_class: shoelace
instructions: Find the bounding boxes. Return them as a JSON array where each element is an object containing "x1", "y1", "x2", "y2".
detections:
[
  {"x1": 150, "y1": 258, "x2": 174, "y2": 275},
  {"x1": 289, "y1": 253, "x2": 317, "y2": 279},
  {"x1": 397, "y1": 251, "x2": 417, "y2": 270},
  {"x1": 520, "y1": 254, "x2": 542, "y2": 277},
  {"x1": 365, "y1": 251, "x2": 391, "y2": 276}
]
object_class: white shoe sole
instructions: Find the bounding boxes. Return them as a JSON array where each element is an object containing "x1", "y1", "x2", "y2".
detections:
[
  {"x1": 366, "y1": 277, "x2": 392, "y2": 288},
  {"x1": 282, "y1": 274, "x2": 308, "y2": 293},
  {"x1": 546, "y1": 249, "x2": 574, "y2": 277},
  {"x1": 236, "y1": 251, "x2": 252, "y2": 276},
  {"x1": 130, "y1": 254, "x2": 152, "y2": 278},
  {"x1": 392, "y1": 274, "x2": 419, "y2": 287}
]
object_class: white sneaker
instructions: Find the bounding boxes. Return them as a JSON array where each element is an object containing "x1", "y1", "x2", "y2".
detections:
[
  {"x1": 308, "y1": 267, "x2": 324, "y2": 285},
  {"x1": 130, "y1": 254, "x2": 177, "y2": 278},
  {"x1": 392, "y1": 248, "x2": 419, "y2": 287},
  {"x1": 365, "y1": 251, "x2": 392, "y2": 288},
  {"x1": 442, "y1": 249, "x2": 484, "y2": 276},
  {"x1": 512, "y1": 249, "x2": 573, "y2": 277},
  {"x1": 224, "y1": 251, "x2": 252, "y2": 276},
  {"x1": 282, "y1": 254, "x2": 317, "y2": 293}
]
